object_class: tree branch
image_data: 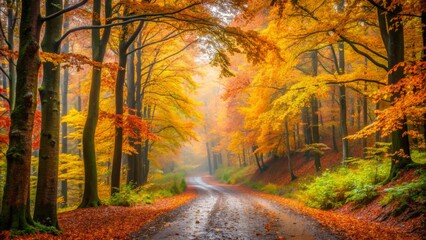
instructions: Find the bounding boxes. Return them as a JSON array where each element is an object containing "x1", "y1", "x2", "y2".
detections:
[
  {"x1": 366, "y1": 0, "x2": 421, "y2": 18},
  {"x1": 339, "y1": 34, "x2": 387, "y2": 60},
  {"x1": 42, "y1": 0, "x2": 89, "y2": 22},
  {"x1": 110, "y1": 2, "x2": 202, "y2": 21},
  {"x1": 0, "y1": 92, "x2": 10, "y2": 106},
  {"x1": 344, "y1": 38, "x2": 388, "y2": 71}
]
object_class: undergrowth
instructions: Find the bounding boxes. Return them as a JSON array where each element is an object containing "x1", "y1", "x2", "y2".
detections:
[
  {"x1": 381, "y1": 169, "x2": 426, "y2": 217},
  {"x1": 107, "y1": 172, "x2": 187, "y2": 206},
  {"x1": 297, "y1": 159, "x2": 389, "y2": 209}
]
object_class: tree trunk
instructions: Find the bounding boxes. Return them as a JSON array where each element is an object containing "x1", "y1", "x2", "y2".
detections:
[
  {"x1": 339, "y1": 84, "x2": 349, "y2": 163},
  {"x1": 111, "y1": 45, "x2": 127, "y2": 195},
  {"x1": 60, "y1": 2, "x2": 70, "y2": 207},
  {"x1": 206, "y1": 142, "x2": 212, "y2": 175},
  {"x1": 285, "y1": 120, "x2": 297, "y2": 180},
  {"x1": 213, "y1": 153, "x2": 218, "y2": 171},
  {"x1": 422, "y1": 0, "x2": 426, "y2": 144},
  {"x1": 375, "y1": 101, "x2": 381, "y2": 142},
  {"x1": 377, "y1": 1, "x2": 412, "y2": 182},
  {"x1": 362, "y1": 83, "x2": 368, "y2": 158},
  {"x1": 80, "y1": 0, "x2": 112, "y2": 208},
  {"x1": 34, "y1": 0, "x2": 63, "y2": 229},
  {"x1": 126, "y1": 44, "x2": 136, "y2": 185},
  {"x1": 311, "y1": 50, "x2": 321, "y2": 172},
  {"x1": 337, "y1": 0, "x2": 349, "y2": 164},
  {"x1": 6, "y1": 0, "x2": 16, "y2": 110},
  {"x1": 242, "y1": 146, "x2": 246, "y2": 166},
  {"x1": 111, "y1": 17, "x2": 143, "y2": 194},
  {"x1": 0, "y1": 0, "x2": 41, "y2": 230},
  {"x1": 1, "y1": 64, "x2": 7, "y2": 90}
]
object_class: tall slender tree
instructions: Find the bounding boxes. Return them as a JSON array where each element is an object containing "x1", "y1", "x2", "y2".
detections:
[{"x1": 80, "y1": 0, "x2": 112, "y2": 207}]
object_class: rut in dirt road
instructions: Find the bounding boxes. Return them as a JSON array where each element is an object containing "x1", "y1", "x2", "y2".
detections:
[{"x1": 132, "y1": 176, "x2": 340, "y2": 240}]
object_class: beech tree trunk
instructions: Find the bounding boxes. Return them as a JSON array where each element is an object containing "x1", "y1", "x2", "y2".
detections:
[
  {"x1": 126, "y1": 44, "x2": 136, "y2": 185},
  {"x1": 377, "y1": 1, "x2": 412, "y2": 182},
  {"x1": 80, "y1": 0, "x2": 112, "y2": 208},
  {"x1": 422, "y1": 0, "x2": 426, "y2": 143},
  {"x1": 337, "y1": 0, "x2": 349, "y2": 164},
  {"x1": 6, "y1": 0, "x2": 16, "y2": 110},
  {"x1": 206, "y1": 142, "x2": 212, "y2": 175},
  {"x1": 0, "y1": 0, "x2": 41, "y2": 230},
  {"x1": 285, "y1": 120, "x2": 297, "y2": 180},
  {"x1": 311, "y1": 50, "x2": 321, "y2": 172},
  {"x1": 34, "y1": 0, "x2": 63, "y2": 229},
  {"x1": 111, "y1": 44, "x2": 128, "y2": 195},
  {"x1": 362, "y1": 83, "x2": 368, "y2": 158},
  {"x1": 111, "y1": 20, "x2": 143, "y2": 194},
  {"x1": 60, "y1": 0, "x2": 71, "y2": 207}
]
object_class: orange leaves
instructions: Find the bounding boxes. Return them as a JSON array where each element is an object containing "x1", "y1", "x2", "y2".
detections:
[
  {"x1": 350, "y1": 60, "x2": 426, "y2": 140},
  {"x1": 2, "y1": 189, "x2": 196, "y2": 240}
]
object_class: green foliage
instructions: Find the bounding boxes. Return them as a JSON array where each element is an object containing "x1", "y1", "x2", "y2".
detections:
[
  {"x1": 345, "y1": 184, "x2": 379, "y2": 207},
  {"x1": 215, "y1": 165, "x2": 257, "y2": 185},
  {"x1": 298, "y1": 160, "x2": 390, "y2": 209},
  {"x1": 143, "y1": 171, "x2": 188, "y2": 201},
  {"x1": 11, "y1": 222, "x2": 60, "y2": 237},
  {"x1": 297, "y1": 143, "x2": 330, "y2": 156},
  {"x1": 381, "y1": 170, "x2": 426, "y2": 213},
  {"x1": 260, "y1": 183, "x2": 279, "y2": 195},
  {"x1": 108, "y1": 183, "x2": 140, "y2": 207},
  {"x1": 411, "y1": 150, "x2": 426, "y2": 164},
  {"x1": 106, "y1": 172, "x2": 188, "y2": 206}
]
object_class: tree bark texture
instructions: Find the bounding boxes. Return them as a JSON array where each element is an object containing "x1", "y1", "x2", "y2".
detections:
[
  {"x1": 34, "y1": 0, "x2": 63, "y2": 229},
  {"x1": 0, "y1": 0, "x2": 41, "y2": 230}
]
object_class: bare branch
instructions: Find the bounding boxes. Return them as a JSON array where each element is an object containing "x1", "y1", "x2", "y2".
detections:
[{"x1": 42, "y1": 0, "x2": 89, "y2": 22}]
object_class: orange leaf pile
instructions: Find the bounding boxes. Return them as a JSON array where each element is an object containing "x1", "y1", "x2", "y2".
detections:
[{"x1": 0, "y1": 188, "x2": 196, "y2": 240}]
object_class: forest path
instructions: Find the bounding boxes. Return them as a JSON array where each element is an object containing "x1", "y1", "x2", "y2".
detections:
[{"x1": 132, "y1": 176, "x2": 339, "y2": 240}]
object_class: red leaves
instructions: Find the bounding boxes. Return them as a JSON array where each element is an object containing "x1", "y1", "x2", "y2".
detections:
[{"x1": 0, "y1": 106, "x2": 41, "y2": 150}]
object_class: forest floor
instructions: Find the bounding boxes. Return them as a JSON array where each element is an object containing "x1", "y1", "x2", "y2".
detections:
[
  {"x1": 247, "y1": 150, "x2": 426, "y2": 239},
  {"x1": 0, "y1": 189, "x2": 197, "y2": 240}
]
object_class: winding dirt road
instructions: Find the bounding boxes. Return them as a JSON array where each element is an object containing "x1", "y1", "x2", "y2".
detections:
[{"x1": 132, "y1": 176, "x2": 340, "y2": 239}]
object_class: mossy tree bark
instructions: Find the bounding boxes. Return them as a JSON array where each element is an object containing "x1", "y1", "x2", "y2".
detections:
[
  {"x1": 34, "y1": 0, "x2": 63, "y2": 229},
  {"x1": 80, "y1": 0, "x2": 112, "y2": 208},
  {"x1": 0, "y1": 0, "x2": 42, "y2": 231}
]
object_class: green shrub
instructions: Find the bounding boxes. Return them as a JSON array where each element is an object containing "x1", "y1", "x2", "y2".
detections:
[
  {"x1": 108, "y1": 183, "x2": 139, "y2": 206},
  {"x1": 381, "y1": 171, "x2": 426, "y2": 207},
  {"x1": 346, "y1": 183, "x2": 379, "y2": 206},
  {"x1": 412, "y1": 150, "x2": 426, "y2": 164},
  {"x1": 260, "y1": 183, "x2": 279, "y2": 195},
  {"x1": 143, "y1": 171, "x2": 187, "y2": 199},
  {"x1": 247, "y1": 181, "x2": 264, "y2": 191},
  {"x1": 298, "y1": 159, "x2": 390, "y2": 209}
]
